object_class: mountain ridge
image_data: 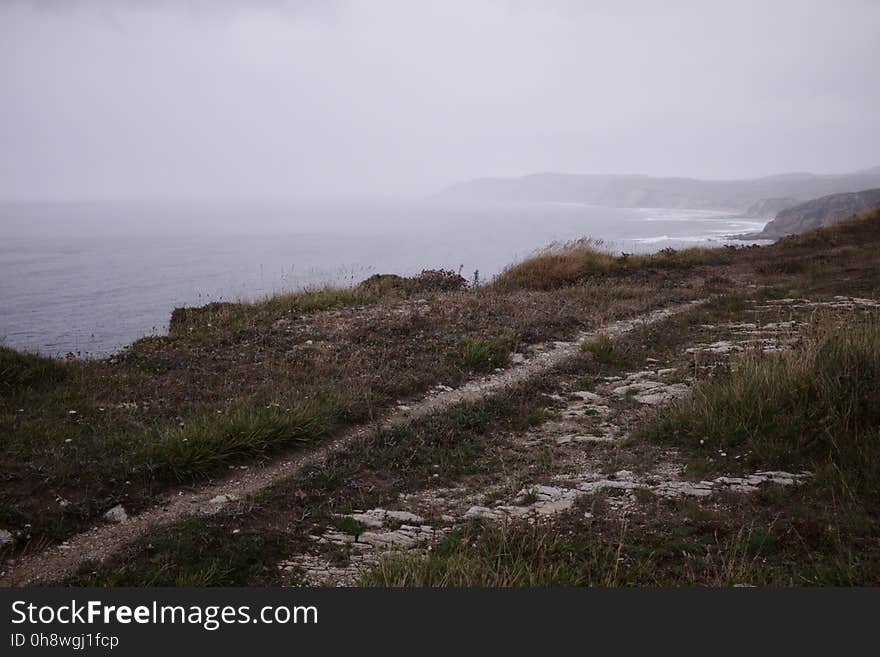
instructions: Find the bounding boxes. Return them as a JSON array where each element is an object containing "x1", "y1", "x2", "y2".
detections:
[{"x1": 439, "y1": 167, "x2": 880, "y2": 213}]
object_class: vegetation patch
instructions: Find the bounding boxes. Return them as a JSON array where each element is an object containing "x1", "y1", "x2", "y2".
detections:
[
  {"x1": 360, "y1": 522, "x2": 645, "y2": 587},
  {"x1": 0, "y1": 347, "x2": 68, "y2": 389},
  {"x1": 151, "y1": 399, "x2": 339, "y2": 481},
  {"x1": 645, "y1": 316, "x2": 880, "y2": 502},
  {"x1": 452, "y1": 335, "x2": 515, "y2": 372},
  {"x1": 168, "y1": 286, "x2": 371, "y2": 338},
  {"x1": 69, "y1": 519, "x2": 285, "y2": 587},
  {"x1": 495, "y1": 239, "x2": 734, "y2": 290},
  {"x1": 582, "y1": 333, "x2": 634, "y2": 367}
]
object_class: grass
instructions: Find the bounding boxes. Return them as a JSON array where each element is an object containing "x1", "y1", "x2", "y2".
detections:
[
  {"x1": 150, "y1": 400, "x2": 338, "y2": 481},
  {"x1": 361, "y1": 522, "x2": 640, "y2": 587},
  {"x1": 495, "y1": 239, "x2": 734, "y2": 290},
  {"x1": 452, "y1": 335, "x2": 514, "y2": 372},
  {"x1": 360, "y1": 500, "x2": 880, "y2": 587},
  {"x1": 170, "y1": 270, "x2": 468, "y2": 340},
  {"x1": 168, "y1": 285, "x2": 373, "y2": 339},
  {"x1": 582, "y1": 333, "x2": 633, "y2": 367},
  {"x1": 66, "y1": 377, "x2": 570, "y2": 586},
  {"x1": 644, "y1": 315, "x2": 880, "y2": 502},
  {"x1": 68, "y1": 519, "x2": 284, "y2": 587},
  {"x1": 0, "y1": 347, "x2": 68, "y2": 388}
]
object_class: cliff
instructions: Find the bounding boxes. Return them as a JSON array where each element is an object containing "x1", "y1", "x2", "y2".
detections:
[
  {"x1": 757, "y1": 188, "x2": 880, "y2": 238},
  {"x1": 438, "y1": 167, "x2": 880, "y2": 212}
]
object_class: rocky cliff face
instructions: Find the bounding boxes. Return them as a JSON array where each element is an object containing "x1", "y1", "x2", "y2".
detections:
[{"x1": 757, "y1": 189, "x2": 880, "y2": 238}]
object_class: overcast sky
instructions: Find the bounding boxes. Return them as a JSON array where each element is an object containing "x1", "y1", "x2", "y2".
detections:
[{"x1": 2, "y1": 0, "x2": 879, "y2": 199}]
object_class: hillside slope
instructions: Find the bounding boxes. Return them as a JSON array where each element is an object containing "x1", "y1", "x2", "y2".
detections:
[
  {"x1": 756, "y1": 188, "x2": 880, "y2": 238},
  {"x1": 439, "y1": 167, "x2": 880, "y2": 212}
]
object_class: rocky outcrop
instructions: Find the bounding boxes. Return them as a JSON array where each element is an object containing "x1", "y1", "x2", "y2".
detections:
[{"x1": 757, "y1": 188, "x2": 880, "y2": 238}]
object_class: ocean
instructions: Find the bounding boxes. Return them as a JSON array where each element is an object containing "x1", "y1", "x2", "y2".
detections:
[{"x1": 0, "y1": 199, "x2": 768, "y2": 357}]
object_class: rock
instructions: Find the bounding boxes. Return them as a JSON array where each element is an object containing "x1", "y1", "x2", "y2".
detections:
[
  {"x1": 348, "y1": 512, "x2": 385, "y2": 528},
  {"x1": 103, "y1": 505, "x2": 128, "y2": 524},
  {"x1": 634, "y1": 383, "x2": 690, "y2": 405},
  {"x1": 534, "y1": 498, "x2": 575, "y2": 515},
  {"x1": 510, "y1": 353, "x2": 527, "y2": 365},
  {"x1": 0, "y1": 529, "x2": 14, "y2": 547},
  {"x1": 464, "y1": 505, "x2": 502, "y2": 520},
  {"x1": 383, "y1": 510, "x2": 424, "y2": 524},
  {"x1": 571, "y1": 434, "x2": 615, "y2": 443}
]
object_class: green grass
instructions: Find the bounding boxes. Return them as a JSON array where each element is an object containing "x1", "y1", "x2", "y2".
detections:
[
  {"x1": 168, "y1": 286, "x2": 372, "y2": 339},
  {"x1": 360, "y1": 523, "x2": 645, "y2": 587},
  {"x1": 169, "y1": 269, "x2": 469, "y2": 340},
  {"x1": 69, "y1": 519, "x2": 284, "y2": 586},
  {"x1": 582, "y1": 333, "x2": 633, "y2": 367},
  {"x1": 0, "y1": 347, "x2": 68, "y2": 388},
  {"x1": 452, "y1": 336, "x2": 514, "y2": 372},
  {"x1": 644, "y1": 316, "x2": 880, "y2": 502},
  {"x1": 151, "y1": 399, "x2": 338, "y2": 481}
]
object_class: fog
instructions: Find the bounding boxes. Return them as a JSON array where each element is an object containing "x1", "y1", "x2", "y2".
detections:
[{"x1": 2, "y1": 0, "x2": 879, "y2": 200}]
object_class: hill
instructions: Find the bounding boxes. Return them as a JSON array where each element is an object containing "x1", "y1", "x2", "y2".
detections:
[
  {"x1": 755, "y1": 188, "x2": 880, "y2": 238},
  {"x1": 439, "y1": 167, "x2": 880, "y2": 213}
]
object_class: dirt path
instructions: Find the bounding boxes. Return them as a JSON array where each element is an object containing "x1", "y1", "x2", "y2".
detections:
[
  {"x1": 278, "y1": 300, "x2": 820, "y2": 585},
  {"x1": 280, "y1": 294, "x2": 879, "y2": 586},
  {"x1": 0, "y1": 300, "x2": 706, "y2": 587}
]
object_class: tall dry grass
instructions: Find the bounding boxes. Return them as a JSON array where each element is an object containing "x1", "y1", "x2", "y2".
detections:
[{"x1": 646, "y1": 314, "x2": 880, "y2": 502}]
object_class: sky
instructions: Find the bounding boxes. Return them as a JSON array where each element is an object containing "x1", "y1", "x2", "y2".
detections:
[{"x1": 1, "y1": 0, "x2": 879, "y2": 199}]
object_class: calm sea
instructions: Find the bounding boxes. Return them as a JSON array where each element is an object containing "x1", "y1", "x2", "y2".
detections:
[{"x1": 0, "y1": 199, "x2": 767, "y2": 357}]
